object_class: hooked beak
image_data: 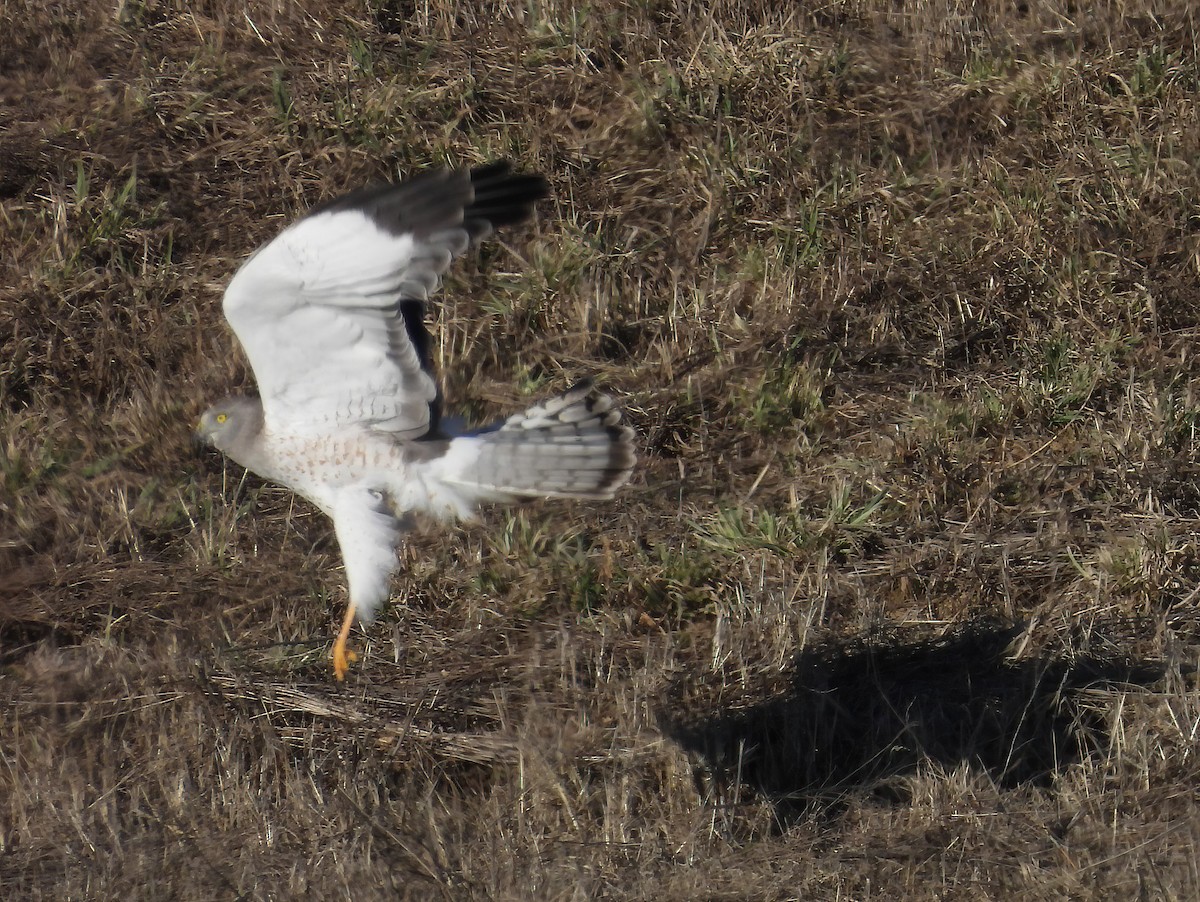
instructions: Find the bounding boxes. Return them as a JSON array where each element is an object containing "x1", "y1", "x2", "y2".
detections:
[{"x1": 192, "y1": 419, "x2": 211, "y2": 450}]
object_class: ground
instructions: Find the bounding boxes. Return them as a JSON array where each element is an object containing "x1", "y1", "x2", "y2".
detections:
[{"x1": 3, "y1": 0, "x2": 1200, "y2": 899}]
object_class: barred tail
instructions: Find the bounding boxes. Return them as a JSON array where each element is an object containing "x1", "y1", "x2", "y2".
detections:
[{"x1": 437, "y1": 381, "x2": 635, "y2": 501}]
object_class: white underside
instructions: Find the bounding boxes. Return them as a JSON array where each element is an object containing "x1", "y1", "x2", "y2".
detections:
[{"x1": 244, "y1": 384, "x2": 631, "y2": 625}]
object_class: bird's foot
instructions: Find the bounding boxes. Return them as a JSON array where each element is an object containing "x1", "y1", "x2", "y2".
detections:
[
  {"x1": 332, "y1": 640, "x2": 360, "y2": 681},
  {"x1": 332, "y1": 600, "x2": 362, "y2": 681}
]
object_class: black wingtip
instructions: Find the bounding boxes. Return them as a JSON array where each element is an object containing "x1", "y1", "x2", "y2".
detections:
[
  {"x1": 466, "y1": 160, "x2": 551, "y2": 232},
  {"x1": 306, "y1": 160, "x2": 550, "y2": 241}
]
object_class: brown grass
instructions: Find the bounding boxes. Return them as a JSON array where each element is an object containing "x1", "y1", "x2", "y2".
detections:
[{"x1": 4, "y1": 0, "x2": 1200, "y2": 897}]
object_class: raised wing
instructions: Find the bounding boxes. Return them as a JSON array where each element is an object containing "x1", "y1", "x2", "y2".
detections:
[{"x1": 222, "y1": 162, "x2": 549, "y2": 440}]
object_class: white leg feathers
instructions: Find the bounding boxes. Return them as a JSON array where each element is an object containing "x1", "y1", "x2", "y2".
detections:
[{"x1": 331, "y1": 485, "x2": 403, "y2": 625}]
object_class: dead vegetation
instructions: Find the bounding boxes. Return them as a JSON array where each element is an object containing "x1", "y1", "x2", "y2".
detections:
[{"x1": 3, "y1": 0, "x2": 1200, "y2": 897}]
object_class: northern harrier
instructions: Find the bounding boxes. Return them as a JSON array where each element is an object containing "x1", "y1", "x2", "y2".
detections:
[{"x1": 196, "y1": 162, "x2": 635, "y2": 679}]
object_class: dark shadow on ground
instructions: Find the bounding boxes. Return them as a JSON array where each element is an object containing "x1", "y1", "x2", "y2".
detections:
[{"x1": 662, "y1": 619, "x2": 1168, "y2": 824}]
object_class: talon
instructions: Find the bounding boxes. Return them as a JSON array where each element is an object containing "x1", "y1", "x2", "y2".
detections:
[
  {"x1": 332, "y1": 640, "x2": 352, "y2": 681},
  {"x1": 332, "y1": 601, "x2": 358, "y2": 681}
]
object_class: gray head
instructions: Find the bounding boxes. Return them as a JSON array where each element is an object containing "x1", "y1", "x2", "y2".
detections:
[{"x1": 195, "y1": 396, "x2": 265, "y2": 464}]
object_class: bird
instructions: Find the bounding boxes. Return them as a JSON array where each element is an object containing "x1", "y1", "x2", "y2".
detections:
[{"x1": 195, "y1": 161, "x2": 636, "y2": 680}]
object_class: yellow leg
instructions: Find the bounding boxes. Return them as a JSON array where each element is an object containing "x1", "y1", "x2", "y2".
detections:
[{"x1": 332, "y1": 601, "x2": 360, "y2": 681}]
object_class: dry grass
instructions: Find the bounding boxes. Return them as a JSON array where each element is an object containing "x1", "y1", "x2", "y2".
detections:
[{"x1": 4, "y1": 0, "x2": 1200, "y2": 897}]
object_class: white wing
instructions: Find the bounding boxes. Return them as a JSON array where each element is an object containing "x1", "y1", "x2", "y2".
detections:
[
  {"x1": 331, "y1": 486, "x2": 403, "y2": 625},
  {"x1": 222, "y1": 162, "x2": 548, "y2": 440}
]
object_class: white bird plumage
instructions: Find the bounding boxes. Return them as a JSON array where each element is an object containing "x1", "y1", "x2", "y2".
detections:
[{"x1": 196, "y1": 162, "x2": 635, "y2": 679}]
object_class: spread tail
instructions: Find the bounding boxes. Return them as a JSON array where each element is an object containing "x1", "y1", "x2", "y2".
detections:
[{"x1": 435, "y1": 380, "x2": 635, "y2": 501}]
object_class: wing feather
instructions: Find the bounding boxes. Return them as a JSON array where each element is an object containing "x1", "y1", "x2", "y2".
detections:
[{"x1": 222, "y1": 162, "x2": 548, "y2": 440}]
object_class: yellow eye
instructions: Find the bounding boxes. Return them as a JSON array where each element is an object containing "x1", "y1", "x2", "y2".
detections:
[{"x1": 215, "y1": 413, "x2": 228, "y2": 424}]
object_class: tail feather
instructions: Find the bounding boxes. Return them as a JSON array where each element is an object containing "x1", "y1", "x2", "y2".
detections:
[{"x1": 438, "y1": 381, "x2": 635, "y2": 501}]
